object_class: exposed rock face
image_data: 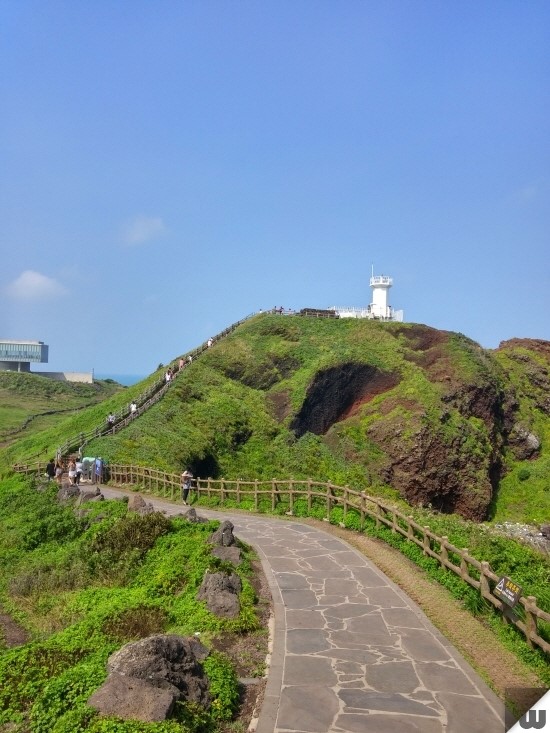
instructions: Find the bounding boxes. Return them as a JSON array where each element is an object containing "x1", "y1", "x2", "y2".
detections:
[
  {"x1": 368, "y1": 419, "x2": 494, "y2": 520},
  {"x1": 88, "y1": 635, "x2": 211, "y2": 723},
  {"x1": 282, "y1": 330, "x2": 550, "y2": 521},
  {"x1": 208, "y1": 520, "x2": 236, "y2": 547},
  {"x1": 291, "y1": 363, "x2": 400, "y2": 437},
  {"x1": 197, "y1": 571, "x2": 242, "y2": 617}
]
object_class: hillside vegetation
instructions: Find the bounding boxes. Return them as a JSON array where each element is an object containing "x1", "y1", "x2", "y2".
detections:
[
  {"x1": 4, "y1": 315, "x2": 550, "y2": 524},
  {"x1": 0, "y1": 373, "x2": 123, "y2": 449},
  {"x1": 0, "y1": 476, "x2": 264, "y2": 731}
]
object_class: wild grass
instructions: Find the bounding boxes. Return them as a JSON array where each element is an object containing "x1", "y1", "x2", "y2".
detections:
[{"x1": 0, "y1": 476, "x2": 260, "y2": 732}]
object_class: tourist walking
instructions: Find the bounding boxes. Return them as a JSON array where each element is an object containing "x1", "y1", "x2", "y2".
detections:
[
  {"x1": 75, "y1": 458, "x2": 83, "y2": 485},
  {"x1": 55, "y1": 460, "x2": 64, "y2": 486},
  {"x1": 181, "y1": 469, "x2": 193, "y2": 505},
  {"x1": 68, "y1": 459, "x2": 77, "y2": 486},
  {"x1": 45, "y1": 458, "x2": 56, "y2": 482}
]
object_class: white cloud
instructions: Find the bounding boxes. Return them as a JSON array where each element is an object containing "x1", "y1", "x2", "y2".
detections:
[
  {"x1": 5, "y1": 270, "x2": 68, "y2": 300},
  {"x1": 122, "y1": 216, "x2": 167, "y2": 245}
]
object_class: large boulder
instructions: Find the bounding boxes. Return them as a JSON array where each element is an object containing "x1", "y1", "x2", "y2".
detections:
[
  {"x1": 507, "y1": 425, "x2": 541, "y2": 460},
  {"x1": 182, "y1": 507, "x2": 208, "y2": 524},
  {"x1": 211, "y1": 546, "x2": 242, "y2": 566},
  {"x1": 197, "y1": 571, "x2": 241, "y2": 618},
  {"x1": 57, "y1": 485, "x2": 80, "y2": 502},
  {"x1": 76, "y1": 487, "x2": 104, "y2": 505},
  {"x1": 127, "y1": 494, "x2": 156, "y2": 516},
  {"x1": 208, "y1": 520, "x2": 236, "y2": 547},
  {"x1": 88, "y1": 635, "x2": 211, "y2": 723},
  {"x1": 88, "y1": 672, "x2": 177, "y2": 723}
]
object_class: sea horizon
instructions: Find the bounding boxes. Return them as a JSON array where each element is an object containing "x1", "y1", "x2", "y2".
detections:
[{"x1": 94, "y1": 373, "x2": 146, "y2": 386}]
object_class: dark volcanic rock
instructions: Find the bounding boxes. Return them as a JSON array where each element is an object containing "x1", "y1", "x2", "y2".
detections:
[
  {"x1": 89, "y1": 634, "x2": 211, "y2": 722},
  {"x1": 57, "y1": 485, "x2": 80, "y2": 502},
  {"x1": 291, "y1": 362, "x2": 400, "y2": 437},
  {"x1": 211, "y1": 545, "x2": 242, "y2": 565},
  {"x1": 88, "y1": 672, "x2": 177, "y2": 722},
  {"x1": 197, "y1": 571, "x2": 242, "y2": 617},
  {"x1": 208, "y1": 520, "x2": 236, "y2": 547}
]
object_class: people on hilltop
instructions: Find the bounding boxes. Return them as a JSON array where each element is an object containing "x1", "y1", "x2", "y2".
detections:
[
  {"x1": 181, "y1": 468, "x2": 193, "y2": 505},
  {"x1": 207, "y1": 337, "x2": 213, "y2": 348},
  {"x1": 130, "y1": 401, "x2": 137, "y2": 418},
  {"x1": 179, "y1": 357, "x2": 185, "y2": 371},
  {"x1": 187, "y1": 355, "x2": 193, "y2": 364},
  {"x1": 45, "y1": 458, "x2": 56, "y2": 482},
  {"x1": 165, "y1": 368, "x2": 172, "y2": 383},
  {"x1": 107, "y1": 413, "x2": 115, "y2": 430}
]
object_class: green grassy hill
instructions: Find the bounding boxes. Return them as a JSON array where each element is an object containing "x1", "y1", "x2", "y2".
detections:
[
  {"x1": 0, "y1": 373, "x2": 124, "y2": 449},
  {"x1": 4, "y1": 314, "x2": 548, "y2": 523}
]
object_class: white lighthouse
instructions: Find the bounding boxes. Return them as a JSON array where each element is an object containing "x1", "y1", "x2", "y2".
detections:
[
  {"x1": 369, "y1": 269, "x2": 393, "y2": 319},
  {"x1": 328, "y1": 267, "x2": 404, "y2": 321}
]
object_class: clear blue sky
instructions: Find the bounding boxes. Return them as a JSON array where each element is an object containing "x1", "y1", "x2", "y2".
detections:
[{"x1": 1, "y1": 1, "x2": 549, "y2": 375}]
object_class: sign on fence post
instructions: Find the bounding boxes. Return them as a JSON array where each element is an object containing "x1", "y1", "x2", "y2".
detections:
[{"x1": 494, "y1": 576, "x2": 523, "y2": 608}]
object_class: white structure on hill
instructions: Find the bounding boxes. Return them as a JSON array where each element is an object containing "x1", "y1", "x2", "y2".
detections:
[{"x1": 329, "y1": 269, "x2": 404, "y2": 321}]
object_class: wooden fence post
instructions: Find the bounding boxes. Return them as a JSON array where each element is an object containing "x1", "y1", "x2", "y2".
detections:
[
  {"x1": 326, "y1": 483, "x2": 333, "y2": 520},
  {"x1": 236, "y1": 479, "x2": 241, "y2": 505},
  {"x1": 423, "y1": 527, "x2": 430, "y2": 555},
  {"x1": 440, "y1": 537, "x2": 449, "y2": 568},
  {"x1": 407, "y1": 516, "x2": 414, "y2": 541},
  {"x1": 254, "y1": 479, "x2": 259, "y2": 512},
  {"x1": 289, "y1": 478, "x2": 294, "y2": 515},
  {"x1": 220, "y1": 478, "x2": 225, "y2": 503},
  {"x1": 375, "y1": 502, "x2": 382, "y2": 529},
  {"x1": 460, "y1": 549, "x2": 470, "y2": 581},
  {"x1": 524, "y1": 596, "x2": 538, "y2": 649},
  {"x1": 271, "y1": 479, "x2": 277, "y2": 510},
  {"x1": 480, "y1": 561, "x2": 491, "y2": 599}
]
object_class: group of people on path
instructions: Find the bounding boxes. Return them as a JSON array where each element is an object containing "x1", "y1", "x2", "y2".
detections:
[{"x1": 45, "y1": 457, "x2": 83, "y2": 486}]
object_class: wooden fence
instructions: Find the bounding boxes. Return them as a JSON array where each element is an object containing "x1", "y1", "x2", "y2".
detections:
[{"x1": 12, "y1": 462, "x2": 550, "y2": 656}]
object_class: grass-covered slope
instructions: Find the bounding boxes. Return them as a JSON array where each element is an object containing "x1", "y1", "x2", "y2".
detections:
[
  {"x1": 0, "y1": 372, "x2": 123, "y2": 448},
  {"x1": 0, "y1": 475, "x2": 261, "y2": 731},
  {"x1": 4, "y1": 315, "x2": 549, "y2": 523}
]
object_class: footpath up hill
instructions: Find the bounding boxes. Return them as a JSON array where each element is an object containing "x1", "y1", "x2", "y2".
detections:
[{"x1": 70, "y1": 314, "x2": 550, "y2": 524}]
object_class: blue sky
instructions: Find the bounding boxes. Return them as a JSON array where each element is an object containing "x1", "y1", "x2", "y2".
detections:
[{"x1": 1, "y1": 1, "x2": 549, "y2": 375}]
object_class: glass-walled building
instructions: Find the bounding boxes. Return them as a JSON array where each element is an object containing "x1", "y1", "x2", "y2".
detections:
[{"x1": 0, "y1": 340, "x2": 49, "y2": 372}]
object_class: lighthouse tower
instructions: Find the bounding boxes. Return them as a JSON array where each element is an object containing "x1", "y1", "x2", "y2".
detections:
[
  {"x1": 328, "y1": 267, "x2": 404, "y2": 321},
  {"x1": 369, "y1": 269, "x2": 393, "y2": 319}
]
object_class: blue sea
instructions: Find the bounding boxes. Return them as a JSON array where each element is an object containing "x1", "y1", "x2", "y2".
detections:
[{"x1": 95, "y1": 374, "x2": 146, "y2": 386}]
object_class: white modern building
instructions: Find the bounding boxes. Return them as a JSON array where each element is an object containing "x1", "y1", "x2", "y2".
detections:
[
  {"x1": 0, "y1": 339, "x2": 93, "y2": 383},
  {"x1": 329, "y1": 270, "x2": 404, "y2": 321},
  {"x1": 0, "y1": 340, "x2": 49, "y2": 372}
]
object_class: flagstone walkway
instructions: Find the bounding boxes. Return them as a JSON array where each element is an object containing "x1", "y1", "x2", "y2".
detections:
[{"x1": 101, "y1": 487, "x2": 506, "y2": 733}]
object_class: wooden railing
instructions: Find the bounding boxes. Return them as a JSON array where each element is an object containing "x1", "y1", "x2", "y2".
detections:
[{"x1": 12, "y1": 463, "x2": 550, "y2": 656}]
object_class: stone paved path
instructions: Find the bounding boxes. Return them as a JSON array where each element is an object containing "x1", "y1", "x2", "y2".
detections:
[{"x1": 101, "y1": 488, "x2": 506, "y2": 733}]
